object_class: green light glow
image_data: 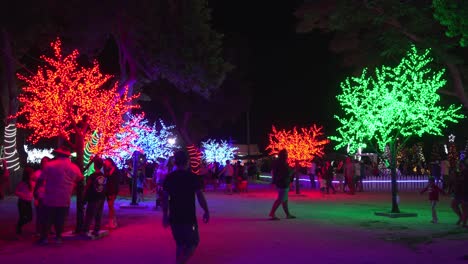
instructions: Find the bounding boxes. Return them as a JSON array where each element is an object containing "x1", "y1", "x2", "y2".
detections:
[{"x1": 331, "y1": 45, "x2": 465, "y2": 154}]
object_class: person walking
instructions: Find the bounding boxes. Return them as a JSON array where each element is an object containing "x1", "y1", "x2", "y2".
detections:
[
  {"x1": 103, "y1": 158, "x2": 120, "y2": 229},
  {"x1": 15, "y1": 167, "x2": 35, "y2": 235},
  {"x1": 162, "y1": 150, "x2": 209, "y2": 264},
  {"x1": 268, "y1": 149, "x2": 296, "y2": 220},
  {"x1": 420, "y1": 176, "x2": 445, "y2": 224},
  {"x1": 37, "y1": 145, "x2": 84, "y2": 245},
  {"x1": 83, "y1": 157, "x2": 106, "y2": 238}
]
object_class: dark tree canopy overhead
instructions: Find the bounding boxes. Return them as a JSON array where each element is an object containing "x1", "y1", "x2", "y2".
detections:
[{"x1": 295, "y1": 0, "x2": 468, "y2": 109}]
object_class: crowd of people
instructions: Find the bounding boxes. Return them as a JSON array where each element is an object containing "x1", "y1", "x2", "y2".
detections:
[
  {"x1": 10, "y1": 145, "x2": 122, "y2": 244},
  {"x1": 1, "y1": 145, "x2": 467, "y2": 264}
]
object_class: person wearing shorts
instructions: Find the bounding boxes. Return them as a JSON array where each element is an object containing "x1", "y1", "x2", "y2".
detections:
[{"x1": 162, "y1": 150, "x2": 210, "y2": 264}]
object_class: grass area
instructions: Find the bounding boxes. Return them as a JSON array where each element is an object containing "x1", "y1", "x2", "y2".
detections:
[{"x1": 288, "y1": 191, "x2": 468, "y2": 249}]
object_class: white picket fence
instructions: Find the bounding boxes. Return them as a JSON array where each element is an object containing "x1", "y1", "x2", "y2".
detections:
[{"x1": 259, "y1": 173, "x2": 441, "y2": 192}]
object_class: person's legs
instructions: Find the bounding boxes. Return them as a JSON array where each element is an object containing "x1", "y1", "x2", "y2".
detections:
[
  {"x1": 17, "y1": 199, "x2": 27, "y2": 234},
  {"x1": 54, "y1": 207, "x2": 68, "y2": 241},
  {"x1": 451, "y1": 199, "x2": 462, "y2": 225},
  {"x1": 107, "y1": 195, "x2": 117, "y2": 228},
  {"x1": 325, "y1": 180, "x2": 335, "y2": 194},
  {"x1": 83, "y1": 201, "x2": 97, "y2": 233},
  {"x1": 39, "y1": 206, "x2": 52, "y2": 243},
  {"x1": 171, "y1": 224, "x2": 199, "y2": 264},
  {"x1": 35, "y1": 202, "x2": 44, "y2": 235},
  {"x1": 225, "y1": 176, "x2": 233, "y2": 194},
  {"x1": 308, "y1": 174, "x2": 314, "y2": 189},
  {"x1": 277, "y1": 187, "x2": 294, "y2": 218},
  {"x1": 461, "y1": 201, "x2": 468, "y2": 227},
  {"x1": 269, "y1": 188, "x2": 284, "y2": 218},
  {"x1": 269, "y1": 200, "x2": 281, "y2": 218},
  {"x1": 431, "y1": 200, "x2": 438, "y2": 223},
  {"x1": 329, "y1": 180, "x2": 336, "y2": 193},
  {"x1": 347, "y1": 177, "x2": 355, "y2": 194},
  {"x1": 93, "y1": 199, "x2": 105, "y2": 234}
]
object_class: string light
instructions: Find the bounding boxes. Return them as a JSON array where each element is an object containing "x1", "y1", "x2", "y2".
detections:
[
  {"x1": 187, "y1": 144, "x2": 202, "y2": 174},
  {"x1": 3, "y1": 124, "x2": 20, "y2": 171}
]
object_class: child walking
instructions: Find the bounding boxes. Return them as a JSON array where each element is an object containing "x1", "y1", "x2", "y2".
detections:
[
  {"x1": 15, "y1": 167, "x2": 35, "y2": 234},
  {"x1": 420, "y1": 176, "x2": 445, "y2": 224}
]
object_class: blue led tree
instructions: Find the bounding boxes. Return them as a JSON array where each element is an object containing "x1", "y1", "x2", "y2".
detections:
[
  {"x1": 103, "y1": 114, "x2": 179, "y2": 168},
  {"x1": 201, "y1": 139, "x2": 238, "y2": 164}
]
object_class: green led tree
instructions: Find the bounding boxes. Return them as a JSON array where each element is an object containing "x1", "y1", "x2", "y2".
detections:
[{"x1": 331, "y1": 45, "x2": 464, "y2": 213}]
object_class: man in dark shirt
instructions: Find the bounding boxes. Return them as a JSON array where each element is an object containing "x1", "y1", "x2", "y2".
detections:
[
  {"x1": 162, "y1": 150, "x2": 209, "y2": 264},
  {"x1": 83, "y1": 157, "x2": 106, "y2": 237}
]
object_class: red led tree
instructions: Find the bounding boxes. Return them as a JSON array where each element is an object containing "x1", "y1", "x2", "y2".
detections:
[
  {"x1": 14, "y1": 38, "x2": 140, "y2": 166},
  {"x1": 266, "y1": 125, "x2": 330, "y2": 168},
  {"x1": 13, "y1": 38, "x2": 140, "y2": 232}
]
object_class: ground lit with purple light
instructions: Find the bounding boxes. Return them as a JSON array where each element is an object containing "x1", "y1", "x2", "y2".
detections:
[{"x1": 1, "y1": 183, "x2": 467, "y2": 264}]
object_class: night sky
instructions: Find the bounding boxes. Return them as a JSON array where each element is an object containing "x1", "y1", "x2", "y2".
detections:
[{"x1": 208, "y1": 1, "x2": 345, "y2": 151}]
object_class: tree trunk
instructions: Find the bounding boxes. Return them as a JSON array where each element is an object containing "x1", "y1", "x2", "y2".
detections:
[
  {"x1": 389, "y1": 141, "x2": 400, "y2": 213},
  {"x1": 160, "y1": 97, "x2": 201, "y2": 173},
  {"x1": 71, "y1": 130, "x2": 86, "y2": 234},
  {"x1": 1, "y1": 29, "x2": 21, "y2": 192}
]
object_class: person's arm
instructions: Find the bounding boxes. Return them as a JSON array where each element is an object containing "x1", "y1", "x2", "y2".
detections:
[{"x1": 196, "y1": 190, "x2": 209, "y2": 223}]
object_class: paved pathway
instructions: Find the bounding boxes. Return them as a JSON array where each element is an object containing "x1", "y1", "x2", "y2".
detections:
[{"x1": 0, "y1": 184, "x2": 467, "y2": 264}]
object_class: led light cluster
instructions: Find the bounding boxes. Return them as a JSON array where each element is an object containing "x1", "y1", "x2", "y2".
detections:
[
  {"x1": 24, "y1": 145, "x2": 54, "y2": 164},
  {"x1": 201, "y1": 139, "x2": 238, "y2": 164},
  {"x1": 266, "y1": 124, "x2": 330, "y2": 167},
  {"x1": 187, "y1": 144, "x2": 202, "y2": 174},
  {"x1": 331, "y1": 45, "x2": 464, "y2": 154},
  {"x1": 13, "y1": 38, "x2": 140, "y2": 166},
  {"x1": 103, "y1": 114, "x2": 179, "y2": 168},
  {"x1": 3, "y1": 124, "x2": 20, "y2": 171}
]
